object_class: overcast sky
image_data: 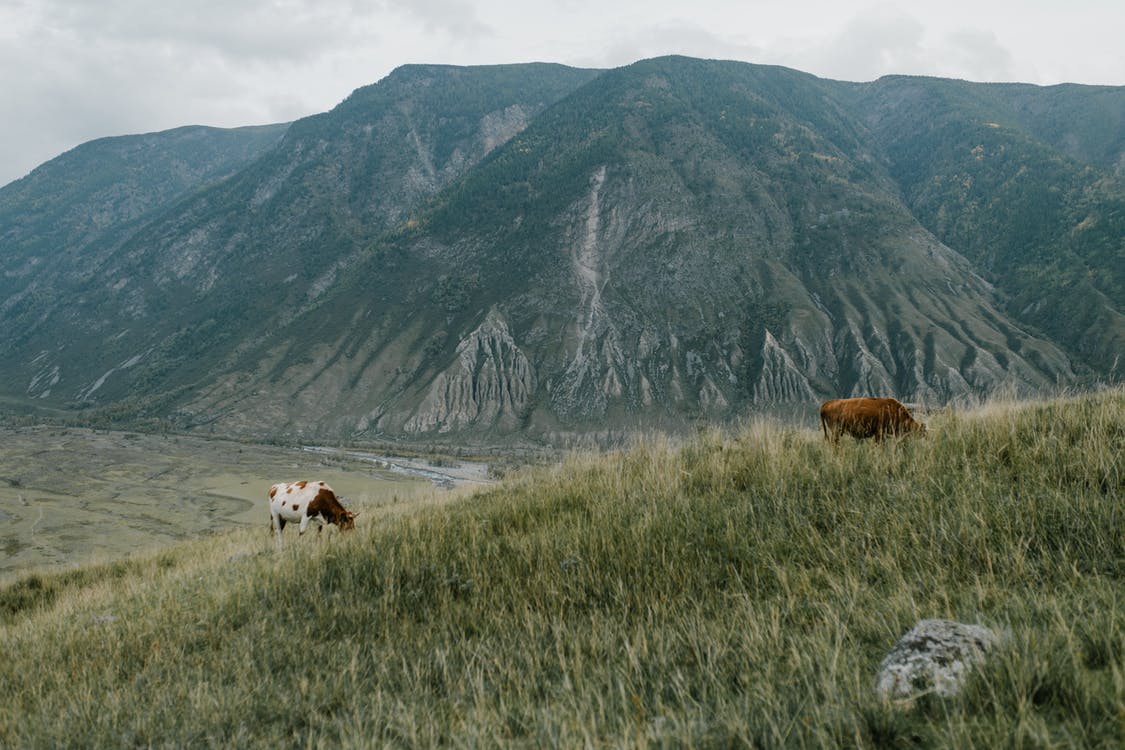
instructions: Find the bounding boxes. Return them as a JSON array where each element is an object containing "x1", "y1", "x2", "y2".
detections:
[{"x1": 1, "y1": 0, "x2": 1121, "y2": 188}]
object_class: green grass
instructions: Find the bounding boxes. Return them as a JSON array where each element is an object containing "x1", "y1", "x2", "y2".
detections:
[{"x1": 2, "y1": 390, "x2": 1123, "y2": 747}]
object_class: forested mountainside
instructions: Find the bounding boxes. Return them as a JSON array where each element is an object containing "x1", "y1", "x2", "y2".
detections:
[
  {"x1": 0, "y1": 123, "x2": 289, "y2": 293},
  {"x1": 842, "y1": 76, "x2": 1124, "y2": 374},
  {"x1": 0, "y1": 57, "x2": 1120, "y2": 441}
]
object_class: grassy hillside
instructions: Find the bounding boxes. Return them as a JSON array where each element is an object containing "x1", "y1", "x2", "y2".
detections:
[
  {"x1": 0, "y1": 427, "x2": 444, "y2": 580},
  {"x1": 1, "y1": 389, "x2": 1122, "y2": 747}
]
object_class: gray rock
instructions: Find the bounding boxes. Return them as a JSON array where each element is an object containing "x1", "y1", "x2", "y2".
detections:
[
  {"x1": 876, "y1": 619, "x2": 999, "y2": 700},
  {"x1": 405, "y1": 308, "x2": 536, "y2": 433}
]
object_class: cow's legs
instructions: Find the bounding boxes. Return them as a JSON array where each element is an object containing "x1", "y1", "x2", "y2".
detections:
[
  {"x1": 271, "y1": 512, "x2": 285, "y2": 549},
  {"x1": 299, "y1": 514, "x2": 326, "y2": 536}
]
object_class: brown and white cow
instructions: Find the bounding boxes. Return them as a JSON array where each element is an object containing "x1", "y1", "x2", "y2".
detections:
[
  {"x1": 820, "y1": 397, "x2": 926, "y2": 443},
  {"x1": 268, "y1": 480, "x2": 357, "y2": 547}
]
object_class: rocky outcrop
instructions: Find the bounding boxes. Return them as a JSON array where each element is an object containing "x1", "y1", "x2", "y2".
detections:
[
  {"x1": 405, "y1": 309, "x2": 535, "y2": 433},
  {"x1": 553, "y1": 165, "x2": 630, "y2": 419},
  {"x1": 876, "y1": 619, "x2": 1000, "y2": 701},
  {"x1": 752, "y1": 330, "x2": 817, "y2": 402}
]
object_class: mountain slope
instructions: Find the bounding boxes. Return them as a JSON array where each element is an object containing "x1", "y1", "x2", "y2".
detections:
[
  {"x1": 181, "y1": 58, "x2": 1074, "y2": 439},
  {"x1": 0, "y1": 123, "x2": 290, "y2": 404},
  {"x1": 0, "y1": 64, "x2": 601, "y2": 414},
  {"x1": 0, "y1": 123, "x2": 289, "y2": 314},
  {"x1": 0, "y1": 57, "x2": 1119, "y2": 440},
  {"x1": 843, "y1": 76, "x2": 1125, "y2": 375}
]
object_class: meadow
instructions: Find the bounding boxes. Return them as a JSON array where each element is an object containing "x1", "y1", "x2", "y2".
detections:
[
  {"x1": 0, "y1": 427, "x2": 458, "y2": 582},
  {"x1": 1, "y1": 389, "x2": 1122, "y2": 747}
]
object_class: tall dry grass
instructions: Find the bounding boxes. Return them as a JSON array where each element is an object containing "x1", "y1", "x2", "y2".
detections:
[{"x1": 1, "y1": 389, "x2": 1122, "y2": 747}]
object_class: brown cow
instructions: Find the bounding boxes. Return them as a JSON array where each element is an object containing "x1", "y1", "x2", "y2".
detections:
[{"x1": 820, "y1": 397, "x2": 926, "y2": 443}]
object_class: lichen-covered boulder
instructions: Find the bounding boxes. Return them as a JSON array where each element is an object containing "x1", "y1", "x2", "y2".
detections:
[{"x1": 876, "y1": 619, "x2": 999, "y2": 700}]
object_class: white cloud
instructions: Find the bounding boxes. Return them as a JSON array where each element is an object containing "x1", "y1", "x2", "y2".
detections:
[
  {"x1": 796, "y1": 9, "x2": 929, "y2": 81},
  {"x1": 383, "y1": 0, "x2": 491, "y2": 37},
  {"x1": 0, "y1": 1, "x2": 396, "y2": 184},
  {"x1": 29, "y1": 1, "x2": 377, "y2": 63},
  {"x1": 758, "y1": 5, "x2": 1027, "y2": 84},
  {"x1": 573, "y1": 22, "x2": 762, "y2": 70},
  {"x1": 943, "y1": 29, "x2": 1018, "y2": 83}
]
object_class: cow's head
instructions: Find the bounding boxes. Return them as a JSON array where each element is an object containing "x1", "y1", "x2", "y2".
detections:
[
  {"x1": 336, "y1": 509, "x2": 358, "y2": 532},
  {"x1": 903, "y1": 418, "x2": 927, "y2": 438}
]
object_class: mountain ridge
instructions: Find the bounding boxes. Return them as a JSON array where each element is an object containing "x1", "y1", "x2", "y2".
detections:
[{"x1": 0, "y1": 57, "x2": 1120, "y2": 441}]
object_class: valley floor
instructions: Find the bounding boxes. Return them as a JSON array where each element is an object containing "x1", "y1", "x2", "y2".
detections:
[{"x1": 0, "y1": 427, "x2": 486, "y2": 582}]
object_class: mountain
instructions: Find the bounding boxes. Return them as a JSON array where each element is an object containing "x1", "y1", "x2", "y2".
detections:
[
  {"x1": 0, "y1": 124, "x2": 290, "y2": 411},
  {"x1": 0, "y1": 63, "x2": 601, "y2": 420},
  {"x1": 0, "y1": 57, "x2": 1120, "y2": 441},
  {"x1": 0, "y1": 123, "x2": 288, "y2": 283},
  {"x1": 841, "y1": 76, "x2": 1125, "y2": 374}
]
